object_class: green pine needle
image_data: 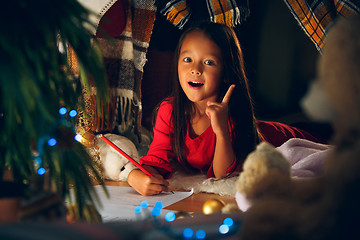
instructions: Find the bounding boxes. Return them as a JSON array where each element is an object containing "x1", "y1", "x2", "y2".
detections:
[{"x1": 0, "y1": 0, "x2": 109, "y2": 222}]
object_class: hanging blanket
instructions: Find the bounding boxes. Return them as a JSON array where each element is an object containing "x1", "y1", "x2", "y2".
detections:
[
  {"x1": 156, "y1": 0, "x2": 250, "y2": 29},
  {"x1": 78, "y1": 0, "x2": 157, "y2": 141},
  {"x1": 283, "y1": 0, "x2": 360, "y2": 51}
]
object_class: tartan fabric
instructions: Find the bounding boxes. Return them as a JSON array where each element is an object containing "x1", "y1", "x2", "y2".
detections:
[
  {"x1": 157, "y1": 0, "x2": 250, "y2": 29},
  {"x1": 76, "y1": 0, "x2": 157, "y2": 141},
  {"x1": 159, "y1": 0, "x2": 191, "y2": 29},
  {"x1": 206, "y1": 0, "x2": 250, "y2": 26},
  {"x1": 283, "y1": 0, "x2": 360, "y2": 51},
  {"x1": 97, "y1": 0, "x2": 156, "y2": 141}
]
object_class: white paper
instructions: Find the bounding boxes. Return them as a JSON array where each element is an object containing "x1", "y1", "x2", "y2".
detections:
[{"x1": 93, "y1": 185, "x2": 193, "y2": 222}]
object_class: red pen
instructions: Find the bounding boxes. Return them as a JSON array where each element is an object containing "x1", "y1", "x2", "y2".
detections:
[{"x1": 99, "y1": 134, "x2": 174, "y2": 194}]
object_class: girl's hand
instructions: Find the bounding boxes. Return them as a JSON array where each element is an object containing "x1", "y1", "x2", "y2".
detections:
[
  {"x1": 206, "y1": 85, "x2": 236, "y2": 178},
  {"x1": 127, "y1": 169, "x2": 170, "y2": 196},
  {"x1": 206, "y1": 84, "x2": 235, "y2": 136}
]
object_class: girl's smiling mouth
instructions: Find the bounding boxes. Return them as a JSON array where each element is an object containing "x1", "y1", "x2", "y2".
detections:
[{"x1": 188, "y1": 81, "x2": 204, "y2": 87}]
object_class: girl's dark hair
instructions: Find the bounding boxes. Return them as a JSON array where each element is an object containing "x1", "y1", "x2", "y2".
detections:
[{"x1": 172, "y1": 22, "x2": 262, "y2": 170}]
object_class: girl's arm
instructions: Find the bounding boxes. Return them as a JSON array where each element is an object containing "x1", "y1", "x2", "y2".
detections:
[
  {"x1": 212, "y1": 125, "x2": 236, "y2": 178},
  {"x1": 206, "y1": 85, "x2": 236, "y2": 178},
  {"x1": 128, "y1": 99, "x2": 175, "y2": 195},
  {"x1": 127, "y1": 165, "x2": 170, "y2": 196}
]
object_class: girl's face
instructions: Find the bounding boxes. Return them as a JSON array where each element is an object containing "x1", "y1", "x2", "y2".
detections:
[{"x1": 178, "y1": 31, "x2": 223, "y2": 105}]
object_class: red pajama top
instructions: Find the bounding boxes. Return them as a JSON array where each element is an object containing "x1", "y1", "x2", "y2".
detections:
[{"x1": 140, "y1": 98, "x2": 318, "y2": 179}]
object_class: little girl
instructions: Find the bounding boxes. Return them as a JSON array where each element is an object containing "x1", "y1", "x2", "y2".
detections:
[{"x1": 127, "y1": 22, "x2": 318, "y2": 196}]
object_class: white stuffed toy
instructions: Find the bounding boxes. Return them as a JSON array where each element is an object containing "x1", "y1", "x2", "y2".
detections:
[{"x1": 96, "y1": 133, "x2": 139, "y2": 181}]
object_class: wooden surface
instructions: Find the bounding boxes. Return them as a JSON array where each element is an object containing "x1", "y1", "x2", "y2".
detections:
[{"x1": 104, "y1": 180, "x2": 237, "y2": 214}]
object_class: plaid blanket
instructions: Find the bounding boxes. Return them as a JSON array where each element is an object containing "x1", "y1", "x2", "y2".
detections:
[
  {"x1": 77, "y1": 0, "x2": 156, "y2": 142},
  {"x1": 283, "y1": 0, "x2": 360, "y2": 51},
  {"x1": 156, "y1": 0, "x2": 250, "y2": 29}
]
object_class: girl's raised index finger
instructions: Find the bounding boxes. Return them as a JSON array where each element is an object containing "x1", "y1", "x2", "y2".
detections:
[{"x1": 222, "y1": 84, "x2": 236, "y2": 103}]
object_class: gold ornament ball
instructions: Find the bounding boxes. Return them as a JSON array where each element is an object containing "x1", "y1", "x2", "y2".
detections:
[{"x1": 202, "y1": 199, "x2": 225, "y2": 215}]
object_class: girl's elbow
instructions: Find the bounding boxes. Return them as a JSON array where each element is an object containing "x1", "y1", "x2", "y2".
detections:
[{"x1": 213, "y1": 170, "x2": 228, "y2": 179}]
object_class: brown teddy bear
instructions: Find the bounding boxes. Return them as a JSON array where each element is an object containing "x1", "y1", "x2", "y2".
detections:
[{"x1": 236, "y1": 16, "x2": 360, "y2": 240}]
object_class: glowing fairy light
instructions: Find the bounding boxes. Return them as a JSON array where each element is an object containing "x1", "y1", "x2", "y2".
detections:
[
  {"x1": 164, "y1": 212, "x2": 176, "y2": 222},
  {"x1": 195, "y1": 229, "x2": 206, "y2": 239},
  {"x1": 152, "y1": 201, "x2": 163, "y2": 217},
  {"x1": 140, "y1": 201, "x2": 149, "y2": 208},
  {"x1": 48, "y1": 138, "x2": 57, "y2": 146},
  {"x1": 154, "y1": 202, "x2": 163, "y2": 209},
  {"x1": 219, "y1": 224, "x2": 230, "y2": 234},
  {"x1": 134, "y1": 206, "x2": 142, "y2": 214},
  {"x1": 223, "y1": 217, "x2": 234, "y2": 227},
  {"x1": 74, "y1": 134, "x2": 82, "y2": 142},
  {"x1": 37, "y1": 167, "x2": 46, "y2": 175},
  {"x1": 69, "y1": 109, "x2": 77, "y2": 118},
  {"x1": 183, "y1": 228, "x2": 194, "y2": 238},
  {"x1": 59, "y1": 107, "x2": 67, "y2": 115},
  {"x1": 152, "y1": 207, "x2": 161, "y2": 217}
]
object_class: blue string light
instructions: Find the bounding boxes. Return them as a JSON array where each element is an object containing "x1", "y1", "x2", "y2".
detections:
[
  {"x1": 69, "y1": 109, "x2": 77, "y2": 118},
  {"x1": 154, "y1": 202, "x2": 163, "y2": 209},
  {"x1": 164, "y1": 212, "x2": 176, "y2": 222},
  {"x1": 219, "y1": 224, "x2": 230, "y2": 235},
  {"x1": 183, "y1": 228, "x2": 194, "y2": 238},
  {"x1": 134, "y1": 206, "x2": 142, "y2": 214},
  {"x1": 37, "y1": 167, "x2": 46, "y2": 175},
  {"x1": 74, "y1": 134, "x2": 82, "y2": 142},
  {"x1": 140, "y1": 201, "x2": 149, "y2": 208},
  {"x1": 223, "y1": 217, "x2": 234, "y2": 227},
  {"x1": 58, "y1": 107, "x2": 67, "y2": 115},
  {"x1": 47, "y1": 138, "x2": 57, "y2": 146},
  {"x1": 195, "y1": 229, "x2": 206, "y2": 239},
  {"x1": 151, "y1": 201, "x2": 163, "y2": 217},
  {"x1": 152, "y1": 207, "x2": 161, "y2": 217}
]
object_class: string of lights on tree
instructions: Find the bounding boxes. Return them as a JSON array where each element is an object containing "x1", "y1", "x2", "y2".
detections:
[
  {"x1": 33, "y1": 107, "x2": 83, "y2": 176},
  {"x1": 134, "y1": 200, "x2": 239, "y2": 239}
]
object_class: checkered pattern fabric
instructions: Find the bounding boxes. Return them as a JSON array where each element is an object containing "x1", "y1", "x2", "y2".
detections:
[
  {"x1": 76, "y1": 0, "x2": 156, "y2": 141},
  {"x1": 283, "y1": 0, "x2": 360, "y2": 51},
  {"x1": 97, "y1": 0, "x2": 156, "y2": 140},
  {"x1": 157, "y1": 0, "x2": 250, "y2": 29}
]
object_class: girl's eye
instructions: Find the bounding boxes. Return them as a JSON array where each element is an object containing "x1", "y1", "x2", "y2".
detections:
[
  {"x1": 204, "y1": 60, "x2": 215, "y2": 65},
  {"x1": 183, "y1": 57, "x2": 192, "y2": 63}
]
